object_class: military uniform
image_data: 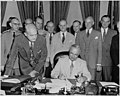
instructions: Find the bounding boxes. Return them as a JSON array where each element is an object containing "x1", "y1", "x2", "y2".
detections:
[{"x1": 1, "y1": 29, "x2": 21, "y2": 76}]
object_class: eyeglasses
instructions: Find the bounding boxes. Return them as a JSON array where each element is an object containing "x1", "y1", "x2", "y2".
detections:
[{"x1": 12, "y1": 23, "x2": 20, "y2": 26}]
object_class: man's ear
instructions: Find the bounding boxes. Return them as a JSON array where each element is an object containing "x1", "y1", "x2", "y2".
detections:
[
  {"x1": 9, "y1": 22, "x2": 12, "y2": 27},
  {"x1": 59, "y1": 25, "x2": 60, "y2": 28}
]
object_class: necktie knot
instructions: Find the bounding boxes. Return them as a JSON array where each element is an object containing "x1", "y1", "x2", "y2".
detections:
[{"x1": 13, "y1": 32, "x2": 15, "y2": 38}]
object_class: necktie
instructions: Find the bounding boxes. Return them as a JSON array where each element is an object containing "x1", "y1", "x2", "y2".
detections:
[
  {"x1": 62, "y1": 33, "x2": 65, "y2": 43},
  {"x1": 70, "y1": 61, "x2": 74, "y2": 76},
  {"x1": 49, "y1": 34, "x2": 52, "y2": 44},
  {"x1": 87, "y1": 30, "x2": 89, "y2": 37},
  {"x1": 7, "y1": 32, "x2": 16, "y2": 58},
  {"x1": 103, "y1": 29, "x2": 106, "y2": 41},
  {"x1": 30, "y1": 42, "x2": 34, "y2": 66}
]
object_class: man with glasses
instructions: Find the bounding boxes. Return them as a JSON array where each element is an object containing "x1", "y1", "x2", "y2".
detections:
[
  {"x1": 4, "y1": 24, "x2": 47, "y2": 77},
  {"x1": 51, "y1": 44, "x2": 91, "y2": 82},
  {"x1": 1, "y1": 17, "x2": 21, "y2": 76}
]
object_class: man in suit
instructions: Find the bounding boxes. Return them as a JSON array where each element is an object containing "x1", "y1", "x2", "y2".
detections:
[
  {"x1": 100, "y1": 15, "x2": 117, "y2": 81},
  {"x1": 1, "y1": 17, "x2": 21, "y2": 76},
  {"x1": 75, "y1": 16, "x2": 102, "y2": 80},
  {"x1": 51, "y1": 44, "x2": 91, "y2": 82},
  {"x1": 44, "y1": 21, "x2": 55, "y2": 77},
  {"x1": 34, "y1": 16, "x2": 47, "y2": 36},
  {"x1": 4, "y1": 24, "x2": 47, "y2": 77},
  {"x1": 72, "y1": 20, "x2": 81, "y2": 38},
  {"x1": 51, "y1": 19, "x2": 75, "y2": 68},
  {"x1": 110, "y1": 21, "x2": 119, "y2": 84}
]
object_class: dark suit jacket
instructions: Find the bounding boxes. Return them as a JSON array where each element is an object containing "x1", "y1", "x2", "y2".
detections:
[
  {"x1": 110, "y1": 34, "x2": 119, "y2": 66},
  {"x1": 75, "y1": 29, "x2": 102, "y2": 69},
  {"x1": 99, "y1": 28, "x2": 117, "y2": 66},
  {"x1": 4, "y1": 34, "x2": 47, "y2": 75}
]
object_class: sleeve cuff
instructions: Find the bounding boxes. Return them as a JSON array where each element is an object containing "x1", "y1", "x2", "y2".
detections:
[{"x1": 97, "y1": 64, "x2": 101, "y2": 66}]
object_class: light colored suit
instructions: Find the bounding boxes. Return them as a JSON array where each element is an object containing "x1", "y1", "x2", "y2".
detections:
[
  {"x1": 75, "y1": 29, "x2": 102, "y2": 80},
  {"x1": 51, "y1": 56, "x2": 91, "y2": 80},
  {"x1": 51, "y1": 32, "x2": 75, "y2": 65},
  {"x1": 45, "y1": 31, "x2": 54, "y2": 62},
  {"x1": 1, "y1": 29, "x2": 21, "y2": 75}
]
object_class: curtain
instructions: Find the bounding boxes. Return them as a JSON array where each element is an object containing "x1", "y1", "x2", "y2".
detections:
[
  {"x1": 17, "y1": 1, "x2": 38, "y2": 24},
  {"x1": 50, "y1": 1, "x2": 70, "y2": 31},
  {"x1": 1, "y1": 1, "x2": 7, "y2": 25},
  {"x1": 108, "y1": 1, "x2": 119, "y2": 29},
  {"x1": 113, "y1": 1, "x2": 119, "y2": 26},
  {"x1": 79, "y1": 1, "x2": 100, "y2": 29}
]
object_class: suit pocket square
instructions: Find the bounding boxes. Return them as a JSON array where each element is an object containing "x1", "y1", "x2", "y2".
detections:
[{"x1": 95, "y1": 36, "x2": 98, "y2": 39}]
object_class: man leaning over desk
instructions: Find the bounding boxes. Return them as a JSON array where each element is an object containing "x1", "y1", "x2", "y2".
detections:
[
  {"x1": 51, "y1": 44, "x2": 91, "y2": 83},
  {"x1": 4, "y1": 24, "x2": 47, "y2": 77}
]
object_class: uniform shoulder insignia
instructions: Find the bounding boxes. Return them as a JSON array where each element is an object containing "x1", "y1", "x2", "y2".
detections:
[{"x1": 2, "y1": 29, "x2": 10, "y2": 34}]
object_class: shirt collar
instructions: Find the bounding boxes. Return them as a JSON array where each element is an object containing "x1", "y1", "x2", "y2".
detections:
[
  {"x1": 101, "y1": 27, "x2": 108, "y2": 34},
  {"x1": 69, "y1": 59, "x2": 75, "y2": 66},
  {"x1": 60, "y1": 31, "x2": 67, "y2": 38},
  {"x1": 86, "y1": 28, "x2": 93, "y2": 34}
]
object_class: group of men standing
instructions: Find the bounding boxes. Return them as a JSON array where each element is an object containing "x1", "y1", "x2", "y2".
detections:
[{"x1": 1, "y1": 15, "x2": 119, "y2": 84}]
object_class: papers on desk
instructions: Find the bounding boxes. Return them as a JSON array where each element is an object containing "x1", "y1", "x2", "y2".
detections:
[
  {"x1": 33, "y1": 79, "x2": 73, "y2": 93},
  {"x1": 100, "y1": 81, "x2": 119, "y2": 87},
  {"x1": 2, "y1": 78, "x2": 20, "y2": 83}
]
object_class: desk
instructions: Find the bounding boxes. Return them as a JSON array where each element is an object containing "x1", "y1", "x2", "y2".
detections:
[{"x1": 1, "y1": 77, "x2": 99, "y2": 95}]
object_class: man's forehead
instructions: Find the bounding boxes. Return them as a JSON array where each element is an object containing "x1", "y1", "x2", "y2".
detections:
[
  {"x1": 25, "y1": 19, "x2": 32, "y2": 24},
  {"x1": 73, "y1": 22, "x2": 80, "y2": 26},
  {"x1": 86, "y1": 18, "x2": 93, "y2": 23},
  {"x1": 60, "y1": 20, "x2": 67, "y2": 25},
  {"x1": 102, "y1": 17, "x2": 110, "y2": 22},
  {"x1": 47, "y1": 22, "x2": 54, "y2": 26},
  {"x1": 12, "y1": 19, "x2": 19, "y2": 23},
  {"x1": 36, "y1": 18, "x2": 43, "y2": 23}
]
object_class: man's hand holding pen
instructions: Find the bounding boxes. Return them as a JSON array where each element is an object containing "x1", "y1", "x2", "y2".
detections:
[{"x1": 75, "y1": 73, "x2": 87, "y2": 83}]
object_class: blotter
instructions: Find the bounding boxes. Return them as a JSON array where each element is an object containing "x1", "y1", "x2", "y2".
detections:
[{"x1": 2, "y1": 75, "x2": 31, "y2": 83}]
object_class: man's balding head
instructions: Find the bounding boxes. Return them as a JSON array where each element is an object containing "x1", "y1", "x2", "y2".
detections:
[
  {"x1": 25, "y1": 18, "x2": 33, "y2": 25},
  {"x1": 25, "y1": 24, "x2": 37, "y2": 42}
]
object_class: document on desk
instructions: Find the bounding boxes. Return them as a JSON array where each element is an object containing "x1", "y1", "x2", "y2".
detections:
[
  {"x1": 2, "y1": 78, "x2": 20, "y2": 83},
  {"x1": 47, "y1": 79, "x2": 73, "y2": 93},
  {"x1": 100, "y1": 81, "x2": 119, "y2": 86}
]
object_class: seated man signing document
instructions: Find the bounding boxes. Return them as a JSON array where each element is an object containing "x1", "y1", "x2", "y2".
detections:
[{"x1": 51, "y1": 44, "x2": 91, "y2": 82}]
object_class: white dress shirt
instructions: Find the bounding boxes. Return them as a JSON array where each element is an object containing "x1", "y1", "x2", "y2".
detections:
[
  {"x1": 60, "y1": 31, "x2": 67, "y2": 40},
  {"x1": 101, "y1": 27, "x2": 108, "y2": 39},
  {"x1": 86, "y1": 28, "x2": 93, "y2": 34}
]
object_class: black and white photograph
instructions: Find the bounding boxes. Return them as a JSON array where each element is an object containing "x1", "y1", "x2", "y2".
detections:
[{"x1": 0, "y1": 0, "x2": 120, "y2": 95}]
